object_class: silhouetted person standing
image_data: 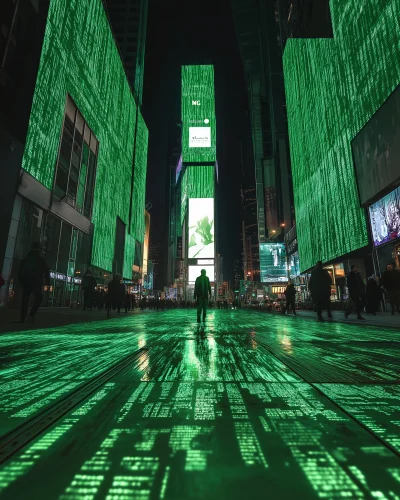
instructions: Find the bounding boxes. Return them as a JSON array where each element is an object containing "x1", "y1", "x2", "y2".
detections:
[
  {"x1": 82, "y1": 269, "x2": 97, "y2": 311},
  {"x1": 381, "y1": 263, "x2": 400, "y2": 315},
  {"x1": 345, "y1": 265, "x2": 365, "y2": 320},
  {"x1": 284, "y1": 280, "x2": 296, "y2": 315},
  {"x1": 309, "y1": 261, "x2": 332, "y2": 322},
  {"x1": 107, "y1": 274, "x2": 124, "y2": 314},
  {"x1": 366, "y1": 275, "x2": 381, "y2": 315},
  {"x1": 194, "y1": 269, "x2": 211, "y2": 325},
  {"x1": 18, "y1": 242, "x2": 50, "y2": 323}
]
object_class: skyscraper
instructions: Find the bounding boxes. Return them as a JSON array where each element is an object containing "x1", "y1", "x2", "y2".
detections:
[
  {"x1": 230, "y1": 0, "x2": 293, "y2": 283},
  {"x1": 105, "y1": 0, "x2": 148, "y2": 104}
]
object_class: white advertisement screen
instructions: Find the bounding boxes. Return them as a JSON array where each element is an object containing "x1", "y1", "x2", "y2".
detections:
[
  {"x1": 188, "y1": 265, "x2": 215, "y2": 283},
  {"x1": 188, "y1": 198, "x2": 214, "y2": 258},
  {"x1": 189, "y1": 127, "x2": 211, "y2": 148}
]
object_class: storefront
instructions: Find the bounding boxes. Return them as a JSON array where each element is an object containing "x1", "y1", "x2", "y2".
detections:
[{"x1": 5, "y1": 195, "x2": 92, "y2": 309}]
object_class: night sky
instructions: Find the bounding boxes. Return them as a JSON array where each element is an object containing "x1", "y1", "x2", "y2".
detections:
[{"x1": 142, "y1": 0, "x2": 250, "y2": 282}]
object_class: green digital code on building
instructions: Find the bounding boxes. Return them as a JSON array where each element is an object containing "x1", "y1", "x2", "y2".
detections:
[
  {"x1": 283, "y1": 0, "x2": 400, "y2": 272},
  {"x1": 21, "y1": 0, "x2": 146, "y2": 277},
  {"x1": 181, "y1": 65, "x2": 216, "y2": 164}
]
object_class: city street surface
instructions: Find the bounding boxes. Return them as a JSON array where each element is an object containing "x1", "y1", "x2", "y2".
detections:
[{"x1": 0, "y1": 309, "x2": 400, "y2": 498}]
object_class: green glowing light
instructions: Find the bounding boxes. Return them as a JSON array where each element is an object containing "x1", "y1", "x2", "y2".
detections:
[
  {"x1": 21, "y1": 0, "x2": 143, "y2": 275},
  {"x1": 283, "y1": 0, "x2": 400, "y2": 271},
  {"x1": 180, "y1": 166, "x2": 215, "y2": 225},
  {"x1": 181, "y1": 65, "x2": 216, "y2": 163}
]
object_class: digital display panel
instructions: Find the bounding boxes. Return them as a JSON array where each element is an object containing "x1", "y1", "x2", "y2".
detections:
[
  {"x1": 181, "y1": 65, "x2": 216, "y2": 163},
  {"x1": 180, "y1": 166, "x2": 214, "y2": 226},
  {"x1": 21, "y1": 0, "x2": 143, "y2": 276},
  {"x1": 259, "y1": 243, "x2": 288, "y2": 283},
  {"x1": 188, "y1": 265, "x2": 214, "y2": 283},
  {"x1": 188, "y1": 198, "x2": 214, "y2": 259},
  {"x1": 283, "y1": 0, "x2": 400, "y2": 271},
  {"x1": 352, "y1": 85, "x2": 400, "y2": 205},
  {"x1": 369, "y1": 185, "x2": 400, "y2": 247}
]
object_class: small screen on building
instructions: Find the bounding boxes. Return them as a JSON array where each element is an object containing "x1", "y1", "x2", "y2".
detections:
[
  {"x1": 188, "y1": 265, "x2": 215, "y2": 283},
  {"x1": 369, "y1": 185, "x2": 400, "y2": 247},
  {"x1": 259, "y1": 243, "x2": 288, "y2": 283}
]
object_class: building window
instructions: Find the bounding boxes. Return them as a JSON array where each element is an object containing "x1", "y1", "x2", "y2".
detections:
[{"x1": 54, "y1": 96, "x2": 98, "y2": 219}]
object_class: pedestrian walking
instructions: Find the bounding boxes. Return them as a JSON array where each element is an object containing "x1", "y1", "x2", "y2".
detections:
[
  {"x1": 124, "y1": 291, "x2": 131, "y2": 313},
  {"x1": 107, "y1": 274, "x2": 124, "y2": 316},
  {"x1": 284, "y1": 280, "x2": 296, "y2": 315},
  {"x1": 194, "y1": 269, "x2": 211, "y2": 326},
  {"x1": 18, "y1": 242, "x2": 50, "y2": 323},
  {"x1": 82, "y1": 269, "x2": 97, "y2": 311},
  {"x1": 365, "y1": 275, "x2": 381, "y2": 315},
  {"x1": 345, "y1": 265, "x2": 366, "y2": 320},
  {"x1": 380, "y1": 263, "x2": 400, "y2": 315},
  {"x1": 309, "y1": 261, "x2": 332, "y2": 322}
]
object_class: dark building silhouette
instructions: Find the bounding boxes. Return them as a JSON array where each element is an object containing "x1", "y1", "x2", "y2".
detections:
[{"x1": 105, "y1": 0, "x2": 148, "y2": 104}]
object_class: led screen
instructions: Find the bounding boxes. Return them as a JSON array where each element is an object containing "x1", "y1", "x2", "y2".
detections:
[
  {"x1": 21, "y1": 0, "x2": 143, "y2": 277},
  {"x1": 181, "y1": 166, "x2": 214, "y2": 226},
  {"x1": 181, "y1": 65, "x2": 216, "y2": 163},
  {"x1": 369, "y1": 186, "x2": 400, "y2": 247},
  {"x1": 352, "y1": 85, "x2": 400, "y2": 205},
  {"x1": 260, "y1": 243, "x2": 288, "y2": 283},
  {"x1": 188, "y1": 198, "x2": 214, "y2": 259},
  {"x1": 188, "y1": 265, "x2": 215, "y2": 283},
  {"x1": 283, "y1": 0, "x2": 400, "y2": 271}
]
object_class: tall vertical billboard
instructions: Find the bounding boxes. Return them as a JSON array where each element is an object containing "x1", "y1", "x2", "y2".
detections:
[
  {"x1": 181, "y1": 65, "x2": 216, "y2": 163},
  {"x1": 188, "y1": 198, "x2": 214, "y2": 259}
]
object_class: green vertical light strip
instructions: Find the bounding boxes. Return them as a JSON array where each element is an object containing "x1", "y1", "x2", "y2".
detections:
[
  {"x1": 131, "y1": 110, "x2": 149, "y2": 243},
  {"x1": 181, "y1": 65, "x2": 216, "y2": 163},
  {"x1": 21, "y1": 0, "x2": 138, "y2": 273},
  {"x1": 123, "y1": 234, "x2": 135, "y2": 280},
  {"x1": 283, "y1": 0, "x2": 400, "y2": 272},
  {"x1": 180, "y1": 166, "x2": 215, "y2": 226}
]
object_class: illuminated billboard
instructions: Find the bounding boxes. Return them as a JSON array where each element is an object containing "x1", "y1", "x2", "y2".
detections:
[
  {"x1": 369, "y1": 186, "x2": 400, "y2": 247},
  {"x1": 352, "y1": 84, "x2": 400, "y2": 205},
  {"x1": 188, "y1": 266, "x2": 215, "y2": 283},
  {"x1": 181, "y1": 65, "x2": 216, "y2": 163},
  {"x1": 283, "y1": 0, "x2": 400, "y2": 271},
  {"x1": 188, "y1": 198, "x2": 214, "y2": 259},
  {"x1": 260, "y1": 243, "x2": 288, "y2": 283}
]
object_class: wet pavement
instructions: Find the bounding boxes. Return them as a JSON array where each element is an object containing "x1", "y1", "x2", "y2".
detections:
[{"x1": 0, "y1": 309, "x2": 400, "y2": 498}]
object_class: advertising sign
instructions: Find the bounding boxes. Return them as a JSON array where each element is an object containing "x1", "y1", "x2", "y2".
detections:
[
  {"x1": 188, "y1": 265, "x2": 215, "y2": 283},
  {"x1": 369, "y1": 185, "x2": 400, "y2": 247},
  {"x1": 189, "y1": 127, "x2": 211, "y2": 148},
  {"x1": 181, "y1": 65, "x2": 216, "y2": 163},
  {"x1": 352, "y1": 84, "x2": 400, "y2": 205},
  {"x1": 259, "y1": 243, "x2": 288, "y2": 283},
  {"x1": 188, "y1": 198, "x2": 214, "y2": 259}
]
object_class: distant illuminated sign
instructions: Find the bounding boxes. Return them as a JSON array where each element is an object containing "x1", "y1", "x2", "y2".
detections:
[
  {"x1": 189, "y1": 127, "x2": 211, "y2": 148},
  {"x1": 188, "y1": 198, "x2": 214, "y2": 259},
  {"x1": 260, "y1": 243, "x2": 288, "y2": 283},
  {"x1": 181, "y1": 65, "x2": 216, "y2": 163},
  {"x1": 188, "y1": 265, "x2": 214, "y2": 283}
]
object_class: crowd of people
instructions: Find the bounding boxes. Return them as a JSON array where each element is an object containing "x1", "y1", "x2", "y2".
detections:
[
  {"x1": 286, "y1": 261, "x2": 400, "y2": 322},
  {"x1": 4, "y1": 242, "x2": 400, "y2": 325}
]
